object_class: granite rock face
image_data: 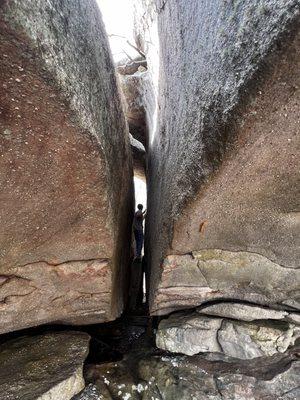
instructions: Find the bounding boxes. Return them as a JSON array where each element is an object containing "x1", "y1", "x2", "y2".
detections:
[
  {"x1": 0, "y1": 332, "x2": 90, "y2": 400},
  {"x1": 156, "y1": 311, "x2": 300, "y2": 358},
  {"x1": 0, "y1": 0, "x2": 133, "y2": 333},
  {"x1": 134, "y1": 1, "x2": 300, "y2": 314}
]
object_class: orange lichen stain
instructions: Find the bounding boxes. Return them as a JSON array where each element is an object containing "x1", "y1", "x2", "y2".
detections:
[{"x1": 199, "y1": 220, "x2": 208, "y2": 235}]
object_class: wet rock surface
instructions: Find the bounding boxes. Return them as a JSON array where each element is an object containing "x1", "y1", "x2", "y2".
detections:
[
  {"x1": 72, "y1": 384, "x2": 103, "y2": 400},
  {"x1": 134, "y1": 0, "x2": 300, "y2": 315},
  {"x1": 84, "y1": 341, "x2": 300, "y2": 400},
  {"x1": 0, "y1": 0, "x2": 133, "y2": 332},
  {"x1": 1, "y1": 312, "x2": 299, "y2": 400},
  {"x1": 0, "y1": 331, "x2": 90, "y2": 400}
]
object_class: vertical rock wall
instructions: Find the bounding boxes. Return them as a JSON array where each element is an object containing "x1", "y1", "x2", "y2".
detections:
[
  {"x1": 134, "y1": 0, "x2": 300, "y2": 314},
  {"x1": 0, "y1": 0, "x2": 133, "y2": 333}
]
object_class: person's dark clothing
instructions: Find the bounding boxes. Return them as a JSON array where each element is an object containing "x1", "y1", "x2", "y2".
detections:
[
  {"x1": 133, "y1": 210, "x2": 144, "y2": 257},
  {"x1": 134, "y1": 228, "x2": 144, "y2": 257},
  {"x1": 133, "y1": 210, "x2": 143, "y2": 231}
]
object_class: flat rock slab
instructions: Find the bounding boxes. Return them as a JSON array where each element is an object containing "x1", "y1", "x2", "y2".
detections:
[{"x1": 0, "y1": 331, "x2": 90, "y2": 400}]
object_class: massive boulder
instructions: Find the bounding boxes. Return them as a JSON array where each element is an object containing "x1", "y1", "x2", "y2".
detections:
[
  {"x1": 0, "y1": 0, "x2": 133, "y2": 333},
  {"x1": 134, "y1": 0, "x2": 300, "y2": 315}
]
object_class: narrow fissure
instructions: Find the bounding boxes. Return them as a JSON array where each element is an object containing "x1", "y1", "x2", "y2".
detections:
[
  {"x1": 100, "y1": 2, "x2": 151, "y2": 316},
  {"x1": 0, "y1": 1, "x2": 299, "y2": 399}
]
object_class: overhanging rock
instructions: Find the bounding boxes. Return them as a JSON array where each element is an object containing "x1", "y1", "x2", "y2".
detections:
[{"x1": 0, "y1": 0, "x2": 133, "y2": 333}]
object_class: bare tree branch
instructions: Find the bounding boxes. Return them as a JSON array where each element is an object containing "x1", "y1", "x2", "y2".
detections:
[
  {"x1": 108, "y1": 34, "x2": 145, "y2": 58},
  {"x1": 126, "y1": 40, "x2": 145, "y2": 58}
]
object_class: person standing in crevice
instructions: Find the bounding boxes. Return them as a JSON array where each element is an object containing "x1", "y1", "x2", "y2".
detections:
[{"x1": 133, "y1": 204, "x2": 146, "y2": 259}]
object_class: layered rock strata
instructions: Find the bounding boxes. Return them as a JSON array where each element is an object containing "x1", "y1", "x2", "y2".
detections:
[
  {"x1": 0, "y1": 332, "x2": 90, "y2": 400},
  {"x1": 154, "y1": 250, "x2": 300, "y2": 315},
  {"x1": 0, "y1": 0, "x2": 133, "y2": 333},
  {"x1": 134, "y1": 0, "x2": 300, "y2": 315},
  {"x1": 156, "y1": 310, "x2": 300, "y2": 358}
]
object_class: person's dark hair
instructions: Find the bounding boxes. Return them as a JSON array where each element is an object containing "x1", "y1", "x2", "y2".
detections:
[{"x1": 137, "y1": 204, "x2": 143, "y2": 210}]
